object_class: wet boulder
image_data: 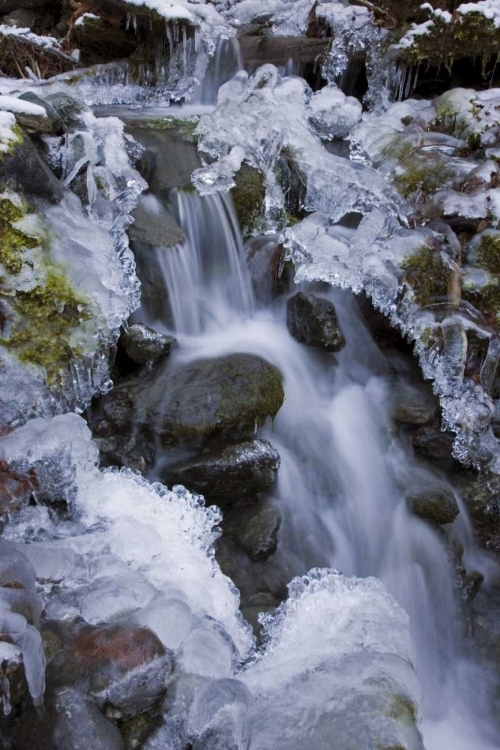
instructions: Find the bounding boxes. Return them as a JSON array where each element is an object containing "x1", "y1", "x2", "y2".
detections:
[
  {"x1": 47, "y1": 623, "x2": 171, "y2": 720},
  {"x1": 224, "y1": 503, "x2": 281, "y2": 561},
  {"x1": 120, "y1": 324, "x2": 177, "y2": 366},
  {"x1": 406, "y1": 485, "x2": 459, "y2": 525},
  {"x1": 287, "y1": 292, "x2": 345, "y2": 352},
  {"x1": 246, "y1": 237, "x2": 293, "y2": 303},
  {"x1": 391, "y1": 379, "x2": 438, "y2": 426},
  {"x1": 1, "y1": 133, "x2": 64, "y2": 203},
  {"x1": 101, "y1": 353, "x2": 284, "y2": 450},
  {"x1": 18, "y1": 92, "x2": 62, "y2": 135},
  {"x1": 163, "y1": 439, "x2": 280, "y2": 507},
  {"x1": 16, "y1": 687, "x2": 125, "y2": 750},
  {"x1": 412, "y1": 422, "x2": 456, "y2": 461}
]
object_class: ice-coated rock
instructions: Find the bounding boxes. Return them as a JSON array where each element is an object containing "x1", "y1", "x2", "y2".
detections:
[
  {"x1": 0, "y1": 414, "x2": 254, "y2": 663},
  {"x1": 286, "y1": 291, "x2": 346, "y2": 352},
  {"x1": 241, "y1": 569, "x2": 424, "y2": 750},
  {"x1": 121, "y1": 324, "x2": 177, "y2": 365},
  {"x1": 163, "y1": 439, "x2": 281, "y2": 506}
]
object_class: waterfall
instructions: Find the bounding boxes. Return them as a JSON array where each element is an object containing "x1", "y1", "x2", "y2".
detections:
[{"x1": 148, "y1": 190, "x2": 254, "y2": 335}]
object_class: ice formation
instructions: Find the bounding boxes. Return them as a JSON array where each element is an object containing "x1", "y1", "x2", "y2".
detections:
[
  {"x1": 0, "y1": 413, "x2": 424, "y2": 746},
  {"x1": 241, "y1": 569, "x2": 423, "y2": 750},
  {"x1": 191, "y1": 60, "x2": 500, "y2": 467},
  {"x1": 0, "y1": 92, "x2": 145, "y2": 423}
]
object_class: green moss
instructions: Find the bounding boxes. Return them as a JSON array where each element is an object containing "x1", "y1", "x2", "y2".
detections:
[
  {"x1": 0, "y1": 196, "x2": 40, "y2": 274},
  {"x1": 402, "y1": 246, "x2": 449, "y2": 306},
  {"x1": 137, "y1": 116, "x2": 200, "y2": 144},
  {"x1": 216, "y1": 362, "x2": 284, "y2": 429},
  {"x1": 394, "y1": 156, "x2": 454, "y2": 200},
  {"x1": 0, "y1": 122, "x2": 22, "y2": 162},
  {"x1": 231, "y1": 164, "x2": 266, "y2": 239},
  {"x1": 4, "y1": 266, "x2": 89, "y2": 383},
  {"x1": 386, "y1": 694, "x2": 417, "y2": 727},
  {"x1": 475, "y1": 234, "x2": 500, "y2": 274},
  {"x1": 465, "y1": 280, "x2": 500, "y2": 323}
]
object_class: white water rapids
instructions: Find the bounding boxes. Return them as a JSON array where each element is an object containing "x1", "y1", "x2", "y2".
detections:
[{"x1": 138, "y1": 183, "x2": 500, "y2": 750}]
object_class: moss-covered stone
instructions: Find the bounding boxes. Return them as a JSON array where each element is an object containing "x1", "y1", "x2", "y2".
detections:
[
  {"x1": 401, "y1": 246, "x2": 449, "y2": 306},
  {"x1": 5, "y1": 266, "x2": 89, "y2": 383},
  {"x1": 465, "y1": 279, "x2": 500, "y2": 323},
  {"x1": 231, "y1": 164, "x2": 266, "y2": 239},
  {"x1": 0, "y1": 195, "x2": 39, "y2": 274},
  {"x1": 385, "y1": 694, "x2": 418, "y2": 728},
  {"x1": 393, "y1": 156, "x2": 454, "y2": 200},
  {"x1": 475, "y1": 233, "x2": 500, "y2": 275},
  {"x1": 0, "y1": 190, "x2": 90, "y2": 385}
]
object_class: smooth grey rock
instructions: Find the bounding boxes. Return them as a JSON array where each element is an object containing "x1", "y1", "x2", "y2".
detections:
[
  {"x1": 101, "y1": 353, "x2": 284, "y2": 450},
  {"x1": 1, "y1": 134, "x2": 64, "y2": 203},
  {"x1": 407, "y1": 485, "x2": 459, "y2": 525},
  {"x1": 225, "y1": 503, "x2": 281, "y2": 560},
  {"x1": 121, "y1": 324, "x2": 177, "y2": 365},
  {"x1": 18, "y1": 92, "x2": 62, "y2": 134},
  {"x1": 391, "y1": 380, "x2": 438, "y2": 426},
  {"x1": 163, "y1": 440, "x2": 280, "y2": 506},
  {"x1": 4, "y1": 7, "x2": 36, "y2": 27},
  {"x1": 412, "y1": 423, "x2": 456, "y2": 460},
  {"x1": 287, "y1": 292, "x2": 345, "y2": 352}
]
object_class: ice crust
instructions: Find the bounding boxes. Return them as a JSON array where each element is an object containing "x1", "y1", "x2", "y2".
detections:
[
  {"x1": 0, "y1": 93, "x2": 145, "y2": 423},
  {"x1": 0, "y1": 415, "x2": 422, "y2": 745},
  {"x1": 193, "y1": 65, "x2": 500, "y2": 467}
]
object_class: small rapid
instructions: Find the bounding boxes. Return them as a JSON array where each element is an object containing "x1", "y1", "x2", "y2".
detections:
[{"x1": 142, "y1": 172, "x2": 500, "y2": 749}]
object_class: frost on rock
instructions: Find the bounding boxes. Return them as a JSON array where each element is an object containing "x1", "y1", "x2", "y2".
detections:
[
  {"x1": 193, "y1": 66, "x2": 397, "y2": 229},
  {"x1": 241, "y1": 569, "x2": 423, "y2": 750},
  {"x1": 0, "y1": 92, "x2": 145, "y2": 424},
  {"x1": 0, "y1": 413, "x2": 253, "y2": 663},
  {"x1": 0, "y1": 540, "x2": 45, "y2": 715}
]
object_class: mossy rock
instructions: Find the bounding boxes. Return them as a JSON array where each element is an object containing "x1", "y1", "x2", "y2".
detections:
[
  {"x1": 231, "y1": 164, "x2": 266, "y2": 239},
  {"x1": 401, "y1": 246, "x2": 449, "y2": 306},
  {"x1": 473, "y1": 231, "x2": 500, "y2": 274},
  {"x1": 407, "y1": 485, "x2": 459, "y2": 525},
  {"x1": 0, "y1": 190, "x2": 90, "y2": 386},
  {"x1": 101, "y1": 352, "x2": 285, "y2": 449},
  {"x1": 393, "y1": 154, "x2": 455, "y2": 201}
]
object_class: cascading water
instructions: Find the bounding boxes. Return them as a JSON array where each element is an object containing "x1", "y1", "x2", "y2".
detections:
[{"x1": 144, "y1": 178, "x2": 500, "y2": 750}]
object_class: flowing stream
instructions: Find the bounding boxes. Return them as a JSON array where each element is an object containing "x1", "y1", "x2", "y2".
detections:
[{"x1": 136, "y1": 175, "x2": 500, "y2": 749}]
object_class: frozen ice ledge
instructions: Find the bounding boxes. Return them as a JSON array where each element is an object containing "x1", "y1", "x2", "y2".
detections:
[
  {"x1": 0, "y1": 413, "x2": 424, "y2": 749},
  {"x1": 193, "y1": 66, "x2": 500, "y2": 470}
]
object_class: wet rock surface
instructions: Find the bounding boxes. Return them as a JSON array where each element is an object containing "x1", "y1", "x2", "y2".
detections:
[
  {"x1": 224, "y1": 503, "x2": 281, "y2": 562},
  {"x1": 287, "y1": 292, "x2": 346, "y2": 352},
  {"x1": 391, "y1": 380, "x2": 438, "y2": 426},
  {"x1": 100, "y1": 353, "x2": 284, "y2": 451},
  {"x1": 120, "y1": 324, "x2": 177, "y2": 366},
  {"x1": 163, "y1": 439, "x2": 280, "y2": 506},
  {"x1": 406, "y1": 485, "x2": 459, "y2": 525}
]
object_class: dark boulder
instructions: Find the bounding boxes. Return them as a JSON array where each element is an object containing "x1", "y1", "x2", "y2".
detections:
[
  {"x1": 120, "y1": 324, "x2": 177, "y2": 366},
  {"x1": 246, "y1": 237, "x2": 293, "y2": 302},
  {"x1": 287, "y1": 292, "x2": 345, "y2": 352},
  {"x1": 163, "y1": 439, "x2": 280, "y2": 506},
  {"x1": 101, "y1": 353, "x2": 284, "y2": 450},
  {"x1": 1, "y1": 134, "x2": 64, "y2": 203},
  {"x1": 412, "y1": 422, "x2": 456, "y2": 461},
  {"x1": 406, "y1": 485, "x2": 459, "y2": 525},
  {"x1": 224, "y1": 503, "x2": 281, "y2": 561},
  {"x1": 391, "y1": 379, "x2": 438, "y2": 426}
]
